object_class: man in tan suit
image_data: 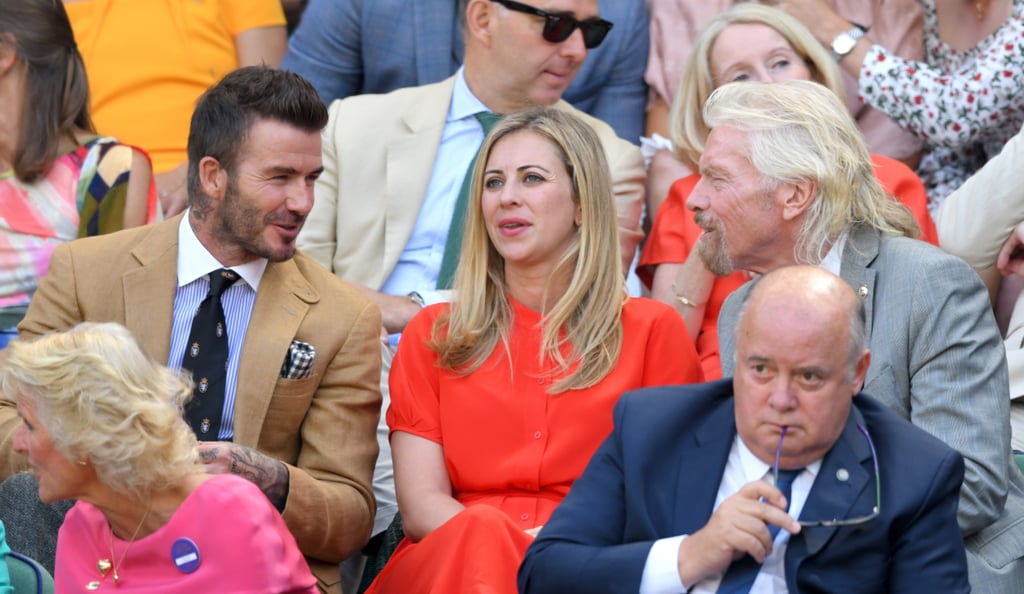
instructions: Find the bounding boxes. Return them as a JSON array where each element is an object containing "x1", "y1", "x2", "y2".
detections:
[{"x1": 0, "y1": 67, "x2": 381, "y2": 594}]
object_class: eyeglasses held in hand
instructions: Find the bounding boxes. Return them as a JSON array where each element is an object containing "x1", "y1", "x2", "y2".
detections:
[
  {"x1": 491, "y1": 0, "x2": 614, "y2": 49},
  {"x1": 773, "y1": 423, "x2": 881, "y2": 527}
]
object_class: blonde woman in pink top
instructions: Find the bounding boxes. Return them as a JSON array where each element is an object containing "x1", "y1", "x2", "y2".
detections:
[{"x1": 5, "y1": 323, "x2": 316, "y2": 593}]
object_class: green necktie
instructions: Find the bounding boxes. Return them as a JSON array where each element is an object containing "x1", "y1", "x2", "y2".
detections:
[{"x1": 436, "y1": 111, "x2": 502, "y2": 289}]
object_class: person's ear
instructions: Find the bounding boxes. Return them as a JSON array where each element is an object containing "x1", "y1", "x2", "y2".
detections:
[
  {"x1": 197, "y1": 156, "x2": 228, "y2": 202},
  {"x1": 465, "y1": 0, "x2": 496, "y2": 48},
  {"x1": 781, "y1": 179, "x2": 817, "y2": 222},
  {"x1": 0, "y1": 34, "x2": 18, "y2": 75},
  {"x1": 851, "y1": 349, "x2": 871, "y2": 394}
]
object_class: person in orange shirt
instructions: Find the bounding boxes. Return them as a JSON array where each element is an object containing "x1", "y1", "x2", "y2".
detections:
[
  {"x1": 638, "y1": 3, "x2": 936, "y2": 380},
  {"x1": 368, "y1": 107, "x2": 703, "y2": 594},
  {"x1": 62, "y1": 0, "x2": 287, "y2": 216}
]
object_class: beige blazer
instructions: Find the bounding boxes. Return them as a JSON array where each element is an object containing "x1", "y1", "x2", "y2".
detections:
[
  {"x1": 936, "y1": 122, "x2": 1024, "y2": 400},
  {"x1": 299, "y1": 75, "x2": 646, "y2": 287},
  {"x1": 1, "y1": 216, "x2": 383, "y2": 592}
]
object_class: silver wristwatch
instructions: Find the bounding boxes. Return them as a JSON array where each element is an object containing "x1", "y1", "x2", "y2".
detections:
[
  {"x1": 830, "y1": 26, "x2": 866, "y2": 61},
  {"x1": 407, "y1": 291, "x2": 426, "y2": 308}
]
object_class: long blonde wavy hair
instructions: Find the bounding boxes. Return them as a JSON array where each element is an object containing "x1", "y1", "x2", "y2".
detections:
[
  {"x1": 1, "y1": 322, "x2": 201, "y2": 500},
  {"x1": 703, "y1": 81, "x2": 919, "y2": 264},
  {"x1": 432, "y1": 107, "x2": 627, "y2": 393}
]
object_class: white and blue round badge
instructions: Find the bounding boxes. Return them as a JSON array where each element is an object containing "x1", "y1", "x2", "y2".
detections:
[{"x1": 171, "y1": 538, "x2": 201, "y2": 573}]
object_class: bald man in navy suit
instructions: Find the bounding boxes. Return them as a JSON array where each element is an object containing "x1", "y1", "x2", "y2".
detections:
[{"x1": 519, "y1": 266, "x2": 968, "y2": 594}]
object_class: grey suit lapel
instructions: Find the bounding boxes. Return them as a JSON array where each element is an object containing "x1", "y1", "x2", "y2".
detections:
[
  {"x1": 232, "y1": 259, "x2": 318, "y2": 447},
  {"x1": 123, "y1": 217, "x2": 181, "y2": 363},
  {"x1": 839, "y1": 225, "x2": 880, "y2": 344}
]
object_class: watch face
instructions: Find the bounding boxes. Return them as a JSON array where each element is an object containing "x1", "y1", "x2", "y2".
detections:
[{"x1": 833, "y1": 32, "x2": 857, "y2": 56}]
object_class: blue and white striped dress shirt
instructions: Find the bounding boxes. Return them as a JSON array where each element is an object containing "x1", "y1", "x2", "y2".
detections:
[{"x1": 169, "y1": 214, "x2": 267, "y2": 441}]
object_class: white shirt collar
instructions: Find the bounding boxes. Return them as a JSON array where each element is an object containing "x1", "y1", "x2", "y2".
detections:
[
  {"x1": 819, "y1": 231, "x2": 848, "y2": 276},
  {"x1": 735, "y1": 434, "x2": 822, "y2": 483},
  {"x1": 176, "y1": 212, "x2": 268, "y2": 291},
  {"x1": 449, "y1": 66, "x2": 493, "y2": 124}
]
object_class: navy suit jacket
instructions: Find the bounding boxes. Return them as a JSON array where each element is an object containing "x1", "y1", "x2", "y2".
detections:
[
  {"x1": 519, "y1": 380, "x2": 970, "y2": 594},
  {"x1": 280, "y1": 0, "x2": 649, "y2": 142}
]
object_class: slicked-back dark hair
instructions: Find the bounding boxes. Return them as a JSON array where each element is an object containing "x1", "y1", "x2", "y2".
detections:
[
  {"x1": 1, "y1": 0, "x2": 94, "y2": 183},
  {"x1": 186, "y1": 66, "x2": 328, "y2": 205}
]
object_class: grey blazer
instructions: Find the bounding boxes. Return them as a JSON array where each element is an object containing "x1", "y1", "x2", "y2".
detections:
[{"x1": 719, "y1": 224, "x2": 1024, "y2": 590}]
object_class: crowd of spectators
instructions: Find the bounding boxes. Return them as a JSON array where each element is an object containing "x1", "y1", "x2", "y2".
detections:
[{"x1": 0, "y1": 0, "x2": 1021, "y2": 592}]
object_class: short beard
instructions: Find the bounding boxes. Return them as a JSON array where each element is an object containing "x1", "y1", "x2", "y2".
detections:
[
  {"x1": 214, "y1": 178, "x2": 298, "y2": 263},
  {"x1": 693, "y1": 213, "x2": 734, "y2": 276}
]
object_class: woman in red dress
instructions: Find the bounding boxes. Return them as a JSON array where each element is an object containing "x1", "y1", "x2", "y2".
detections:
[{"x1": 366, "y1": 107, "x2": 704, "y2": 594}]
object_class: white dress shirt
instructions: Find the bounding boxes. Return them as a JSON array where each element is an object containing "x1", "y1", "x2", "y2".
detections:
[
  {"x1": 639, "y1": 436, "x2": 821, "y2": 594},
  {"x1": 168, "y1": 213, "x2": 267, "y2": 441}
]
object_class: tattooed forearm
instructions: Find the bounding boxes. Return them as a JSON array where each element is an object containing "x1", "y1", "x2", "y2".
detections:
[
  {"x1": 197, "y1": 442, "x2": 290, "y2": 513},
  {"x1": 229, "y1": 445, "x2": 290, "y2": 512}
]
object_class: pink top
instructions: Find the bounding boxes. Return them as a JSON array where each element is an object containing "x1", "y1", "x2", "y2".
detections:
[{"x1": 55, "y1": 474, "x2": 316, "y2": 593}]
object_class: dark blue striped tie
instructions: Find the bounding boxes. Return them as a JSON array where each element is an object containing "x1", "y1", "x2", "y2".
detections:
[{"x1": 717, "y1": 469, "x2": 803, "y2": 593}]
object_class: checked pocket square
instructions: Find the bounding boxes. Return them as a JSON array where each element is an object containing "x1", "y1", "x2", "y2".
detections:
[{"x1": 280, "y1": 340, "x2": 316, "y2": 379}]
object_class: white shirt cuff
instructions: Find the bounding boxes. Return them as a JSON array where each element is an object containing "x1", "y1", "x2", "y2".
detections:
[{"x1": 639, "y1": 535, "x2": 688, "y2": 594}]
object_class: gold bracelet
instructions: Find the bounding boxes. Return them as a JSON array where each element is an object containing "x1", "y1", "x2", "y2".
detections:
[{"x1": 671, "y1": 282, "x2": 705, "y2": 308}]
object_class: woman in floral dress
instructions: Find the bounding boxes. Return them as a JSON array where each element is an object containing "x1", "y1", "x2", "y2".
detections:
[{"x1": 776, "y1": 0, "x2": 1024, "y2": 211}]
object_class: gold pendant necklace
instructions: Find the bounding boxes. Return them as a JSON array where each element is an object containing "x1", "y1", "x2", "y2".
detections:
[{"x1": 86, "y1": 506, "x2": 151, "y2": 590}]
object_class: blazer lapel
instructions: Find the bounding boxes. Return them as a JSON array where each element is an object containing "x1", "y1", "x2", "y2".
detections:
[
  {"x1": 791, "y1": 407, "x2": 873, "y2": 558},
  {"x1": 122, "y1": 217, "x2": 181, "y2": 363},
  {"x1": 839, "y1": 225, "x2": 880, "y2": 344},
  {"x1": 382, "y1": 79, "x2": 454, "y2": 282},
  {"x1": 670, "y1": 397, "x2": 737, "y2": 535},
  {"x1": 231, "y1": 259, "x2": 318, "y2": 447}
]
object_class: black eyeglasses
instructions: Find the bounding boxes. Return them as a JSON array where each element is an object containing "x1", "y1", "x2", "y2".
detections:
[
  {"x1": 491, "y1": 0, "x2": 614, "y2": 49},
  {"x1": 773, "y1": 423, "x2": 881, "y2": 527}
]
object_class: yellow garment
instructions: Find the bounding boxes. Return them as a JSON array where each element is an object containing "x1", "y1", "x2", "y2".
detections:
[{"x1": 66, "y1": 0, "x2": 285, "y2": 172}]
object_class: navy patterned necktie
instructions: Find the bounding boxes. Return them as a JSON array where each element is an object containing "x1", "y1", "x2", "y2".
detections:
[
  {"x1": 717, "y1": 468, "x2": 803, "y2": 594},
  {"x1": 436, "y1": 111, "x2": 502, "y2": 289},
  {"x1": 182, "y1": 268, "x2": 237, "y2": 439}
]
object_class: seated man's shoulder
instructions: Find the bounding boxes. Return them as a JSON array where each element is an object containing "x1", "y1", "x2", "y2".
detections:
[
  {"x1": 879, "y1": 233, "x2": 971, "y2": 271},
  {"x1": 291, "y1": 250, "x2": 374, "y2": 309},
  {"x1": 616, "y1": 379, "x2": 733, "y2": 431},
  {"x1": 327, "y1": 77, "x2": 452, "y2": 123},
  {"x1": 60, "y1": 218, "x2": 175, "y2": 266},
  {"x1": 557, "y1": 101, "x2": 638, "y2": 150},
  {"x1": 855, "y1": 392, "x2": 962, "y2": 468},
  {"x1": 876, "y1": 233, "x2": 985, "y2": 293}
]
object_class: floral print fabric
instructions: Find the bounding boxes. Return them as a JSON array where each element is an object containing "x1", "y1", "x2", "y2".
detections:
[{"x1": 859, "y1": 0, "x2": 1024, "y2": 210}]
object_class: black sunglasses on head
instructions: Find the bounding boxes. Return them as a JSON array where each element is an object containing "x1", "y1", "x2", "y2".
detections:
[{"x1": 491, "y1": 0, "x2": 614, "y2": 49}]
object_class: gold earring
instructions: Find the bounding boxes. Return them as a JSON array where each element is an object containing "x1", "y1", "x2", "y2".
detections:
[{"x1": 76, "y1": 460, "x2": 87, "y2": 467}]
